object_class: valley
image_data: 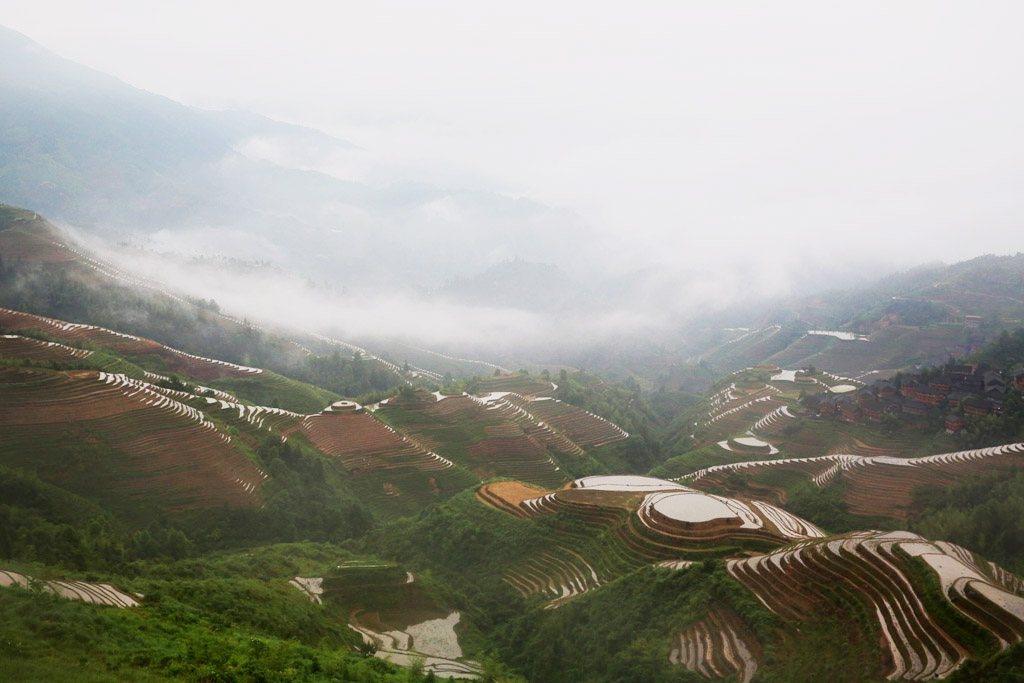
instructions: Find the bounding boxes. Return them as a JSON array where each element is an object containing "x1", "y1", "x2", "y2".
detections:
[
  {"x1": 3, "y1": 205, "x2": 1024, "y2": 681},
  {"x1": 3, "y1": 16, "x2": 1024, "y2": 681}
]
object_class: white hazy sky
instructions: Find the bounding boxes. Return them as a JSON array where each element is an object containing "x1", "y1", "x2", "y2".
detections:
[{"x1": 3, "y1": 1, "x2": 1024, "y2": 272}]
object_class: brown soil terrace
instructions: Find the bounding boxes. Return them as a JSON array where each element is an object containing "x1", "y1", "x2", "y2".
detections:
[
  {"x1": 475, "y1": 481, "x2": 550, "y2": 519},
  {"x1": 684, "y1": 442, "x2": 1024, "y2": 519},
  {"x1": 0, "y1": 307, "x2": 262, "y2": 380},
  {"x1": 0, "y1": 334, "x2": 93, "y2": 362},
  {"x1": 288, "y1": 409, "x2": 453, "y2": 476},
  {"x1": 727, "y1": 531, "x2": 1024, "y2": 681},
  {"x1": 670, "y1": 605, "x2": 760, "y2": 683},
  {"x1": 524, "y1": 397, "x2": 629, "y2": 448},
  {"x1": 485, "y1": 476, "x2": 826, "y2": 609},
  {"x1": 383, "y1": 393, "x2": 568, "y2": 488},
  {"x1": 0, "y1": 367, "x2": 267, "y2": 509},
  {"x1": 0, "y1": 226, "x2": 78, "y2": 262},
  {"x1": 1, "y1": 569, "x2": 139, "y2": 608}
]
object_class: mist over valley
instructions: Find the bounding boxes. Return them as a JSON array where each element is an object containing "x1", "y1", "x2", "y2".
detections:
[{"x1": 3, "y1": 6, "x2": 1024, "y2": 682}]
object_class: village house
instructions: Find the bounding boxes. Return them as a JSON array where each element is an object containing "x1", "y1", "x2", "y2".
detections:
[
  {"x1": 915, "y1": 385, "x2": 946, "y2": 406},
  {"x1": 861, "y1": 398, "x2": 899, "y2": 422},
  {"x1": 962, "y1": 397, "x2": 992, "y2": 417},
  {"x1": 949, "y1": 364, "x2": 975, "y2": 379},
  {"x1": 945, "y1": 414, "x2": 966, "y2": 434},
  {"x1": 901, "y1": 379, "x2": 920, "y2": 399},
  {"x1": 837, "y1": 396, "x2": 859, "y2": 422},
  {"x1": 902, "y1": 399, "x2": 931, "y2": 417},
  {"x1": 877, "y1": 381, "x2": 898, "y2": 399},
  {"x1": 801, "y1": 362, "x2": 1018, "y2": 433}
]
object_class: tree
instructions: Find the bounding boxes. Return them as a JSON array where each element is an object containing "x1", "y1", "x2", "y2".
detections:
[{"x1": 881, "y1": 413, "x2": 901, "y2": 437}]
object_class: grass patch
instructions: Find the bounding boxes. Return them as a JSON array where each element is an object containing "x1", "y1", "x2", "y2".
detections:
[{"x1": 209, "y1": 371, "x2": 341, "y2": 414}]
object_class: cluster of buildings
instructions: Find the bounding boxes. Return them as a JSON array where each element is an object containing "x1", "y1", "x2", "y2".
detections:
[{"x1": 803, "y1": 365, "x2": 1024, "y2": 434}]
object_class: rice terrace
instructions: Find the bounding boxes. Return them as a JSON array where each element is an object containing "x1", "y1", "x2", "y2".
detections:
[
  {"x1": 4, "y1": 9, "x2": 1024, "y2": 681},
  {"x1": 5, "y1": 207, "x2": 1024, "y2": 682}
]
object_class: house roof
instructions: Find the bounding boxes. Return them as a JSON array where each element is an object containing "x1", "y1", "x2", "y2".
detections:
[{"x1": 903, "y1": 399, "x2": 932, "y2": 413}]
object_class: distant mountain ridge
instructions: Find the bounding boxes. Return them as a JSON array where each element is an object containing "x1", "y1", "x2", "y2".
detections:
[
  {"x1": 0, "y1": 25, "x2": 582, "y2": 288},
  {"x1": 0, "y1": 25, "x2": 355, "y2": 228}
]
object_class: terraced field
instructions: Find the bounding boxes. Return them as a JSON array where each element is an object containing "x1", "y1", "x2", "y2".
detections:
[
  {"x1": 764, "y1": 334, "x2": 833, "y2": 368},
  {"x1": 749, "y1": 405, "x2": 796, "y2": 436},
  {"x1": 288, "y1": 576, "x2": 324, "y2": 604},
  {"x1": 481, "y1": 475, "x2": 826, "y2": 608},
  {"x1": 287, "y1": 402, "x2": 454, "y2": 476},
  {"x1": 701, "y1": 325, "x2": 794, "y2": 370},
  {"x1": 689, "y1": 374, "x2": 920, "y2": 466},
  {"x1": 0, "y1": 366, "x2": 267, "y2": 510},
  {"x1": 473, "y1": 467, "x2": 1024, "y2": 678},
  {"x1": 840, "y1": 444, "x2": 1024, "y2": 518},
  {"x1": 349, "y1": 610, "x2": 482, "y2": 679},
  {"x1": 475, "y1": 373, "x2": 556, "y2": 397},
  {"x1": 0, "y1": 319, "x2": 477, "y2": 517},
  {"x1": 701, "y1": 385, "x2": 781, "y2": 425},
  {"x1": 524, "y1": 396, "x2": 629, "y2": 448},
  {"x1": 475, "y1": 481, "x2": 549, "y2": 519},
  {"x1": 474, "y1": 392, "x2": 586, "y2": 456},
  {"x1": 203, "y1": 396, "x2": 303, "y2": 433},
  {"x1": 0, "y1": 333, "x2": 93, "y2": 362},
  {"x1": 776, "y1": 420, "x2": 913, "y2": 461},
  {"x1": 0, "y1": 569, "x2": 140, "y2": 608},
  {"x1": 696, "y1": 391, "x2": 788, "y2": 449},
  {"x1": 377, "y1": 392, "x2": 569, "y2": 489},
  {"x1": 765, "y1": 327, "x2": 966, "y2": 377},
  {"x1": 0, "y1": 307, "x2": 262, "y2": 380},
  {"x1": 728, "y1": 530, "x2": 1024, "y2": 680},
  {"x1": 205, "y1": 370, "x2": 340, "y2": 414},
  {"x1": 322, "y1": 560, "x2": 483, "y2": 678},
  {"x1": 683, "y1": 442, "x2": 1024, "y2": 519},
  {"x1": 669, "y1": 605, "x2": 759, "y2": 683},
  {"x1": 0, "y1": 218, "x2": 78, "y2": 262}
]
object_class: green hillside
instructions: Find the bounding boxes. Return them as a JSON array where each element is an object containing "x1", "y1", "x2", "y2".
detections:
[{"x1": 6, "y1": 203, "x2": 1024, "y2": 681}]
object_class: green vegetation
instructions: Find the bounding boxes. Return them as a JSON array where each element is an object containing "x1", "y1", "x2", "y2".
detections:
[
  {"x1": 8, "y1": 209, "x2": 1024, "y2": 680},
  {"x1": 0, "y1": 545, "x2": 422, "y2": 683},
  {"x1": 209, "y1": 371, "x2": 341, "y2": 414},
  {"x1": 0, "y1": 243, "x2": 402, "y2": 401},
  {"x1": 507, "y1": 563, "x2": 773, "y2": 683},
  {"x1": 651, "y1": 445, "x2": 734, "y2": 480},
  {"x1": 972, "y1": 327, "x2": 1024, "y2": 369},
  {"x1": 949, "y1": 640, "x2": 1024, "y2": 682},
  {"x1": 901, "y1": 551, "x2": 1000, "y2": 660},
  {"x1": 0, "y1": 427, "x2": 379, "y2": 571},
  {"x1": 0, "y1": 330, "x2": 148, "y2": 379},
  {"x1": 748, "y1": 469, "x2": 880, "y2": 535},
  {"x1": 906, "y1": 469, "x2": 1024, "y2": 573}
]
